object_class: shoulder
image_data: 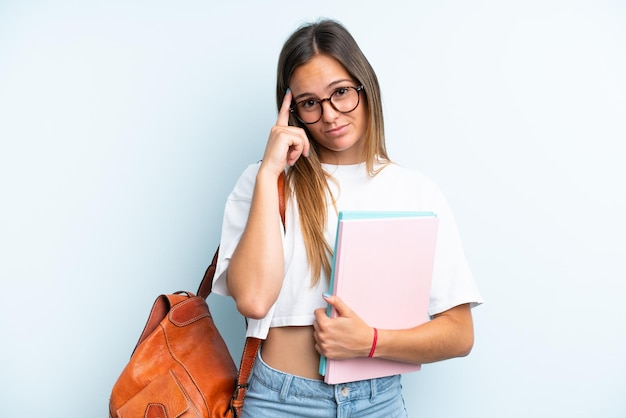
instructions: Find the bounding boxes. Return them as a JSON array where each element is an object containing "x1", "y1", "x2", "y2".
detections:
[
  {"x1": 229, "y1": 161, "x2": 261, "y2": 201},
  {"x1": 379, "y1": 163, "x2": 441, "y2": 193}
]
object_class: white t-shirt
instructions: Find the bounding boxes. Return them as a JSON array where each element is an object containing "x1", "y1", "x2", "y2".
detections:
[{"x1": 213, "y1": 161, "x2": 483, "y2": 338}]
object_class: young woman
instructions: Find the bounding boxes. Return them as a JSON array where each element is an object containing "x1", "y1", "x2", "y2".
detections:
[{"x1": 213, "y1": 19, "x2": 483, "y2": 417}]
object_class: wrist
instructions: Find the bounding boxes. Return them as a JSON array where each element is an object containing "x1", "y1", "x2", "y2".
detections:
[
  {"x1": 256, "y1": 164, "x2": 282, "y2": 183},
  {"x1": 368, "y1": 327, "x2": 378, "y2": 358}
]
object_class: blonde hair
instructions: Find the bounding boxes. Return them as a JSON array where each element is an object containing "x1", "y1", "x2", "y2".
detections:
[{"x1": 276, "y1": 20, "x2": 390, "y2": 285}]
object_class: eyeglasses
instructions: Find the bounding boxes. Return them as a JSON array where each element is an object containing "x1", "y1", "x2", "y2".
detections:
[{"x1": 290, "y1": 85, "x2": 364, "y2": 124}]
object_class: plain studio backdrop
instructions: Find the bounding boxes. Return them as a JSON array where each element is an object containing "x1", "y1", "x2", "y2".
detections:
[{"x1": 1, "y1": 1, "x2": 624, "y2": 417}]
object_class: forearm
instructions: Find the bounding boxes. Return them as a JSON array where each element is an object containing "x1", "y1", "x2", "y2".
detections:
[
  {"x1": 228, "y1": 168, "x2": 284, "y2": 319},
  {"x1": 373, "y1": 304, "x2": 474, "y2": 364}
]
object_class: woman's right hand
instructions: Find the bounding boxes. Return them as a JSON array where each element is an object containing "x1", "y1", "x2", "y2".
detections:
[{"x1": 260, "y1": 89, "x2": 311, "y2": 176}]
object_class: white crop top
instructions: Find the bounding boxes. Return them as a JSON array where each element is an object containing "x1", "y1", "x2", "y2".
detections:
[{"x1": 213, "y1": 161, "x2": 483, "y2": 339}]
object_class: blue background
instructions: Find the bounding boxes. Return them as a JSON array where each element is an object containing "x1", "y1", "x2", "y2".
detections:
[{"x1": 1, "y1": 1, "x2": 625, "y2": 416}]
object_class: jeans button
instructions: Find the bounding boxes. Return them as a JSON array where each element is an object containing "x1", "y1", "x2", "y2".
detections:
[{"x1": 340, "y1": 386, "x2": 350, "y2": 397}]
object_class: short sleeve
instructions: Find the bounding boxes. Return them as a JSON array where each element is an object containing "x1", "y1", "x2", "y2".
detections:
[
  {"x1": 424, "y1": 179, "x2": 483, "y2": 316},
  {"x1": 212, "y1": 163, "x2": 261, "y2": 296}
]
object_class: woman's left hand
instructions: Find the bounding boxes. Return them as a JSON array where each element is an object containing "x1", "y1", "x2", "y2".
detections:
[{"x1": 313, "y1": 294, "x2": 375, "y2": 360}]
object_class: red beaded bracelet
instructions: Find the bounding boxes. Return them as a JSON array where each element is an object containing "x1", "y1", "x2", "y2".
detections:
[{"x1": 368, "y1": 327, "x2": 378, "y2": 358}]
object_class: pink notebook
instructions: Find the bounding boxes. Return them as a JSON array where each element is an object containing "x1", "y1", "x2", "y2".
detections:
[{"x1": 319, "y1": 211, "x2": 439, "y2": 384}]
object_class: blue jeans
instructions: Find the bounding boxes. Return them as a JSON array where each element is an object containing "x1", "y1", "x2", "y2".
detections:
[{"x1": 241, "y1": 350, "x2": 408, "y2": 418}]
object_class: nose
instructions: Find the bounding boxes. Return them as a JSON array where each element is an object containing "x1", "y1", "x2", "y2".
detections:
[{"x1": 320, "y1": 99, "x2": 340, "y2": 123}]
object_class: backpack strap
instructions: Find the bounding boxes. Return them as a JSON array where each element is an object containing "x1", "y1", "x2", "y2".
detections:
[{"x1": 230, "y1": 336, "x2": 262, "y2": 416}]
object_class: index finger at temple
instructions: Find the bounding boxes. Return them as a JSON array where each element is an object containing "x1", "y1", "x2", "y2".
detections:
[{"x1": 276, "y1": 89, "x2": 293, "y2": 127}]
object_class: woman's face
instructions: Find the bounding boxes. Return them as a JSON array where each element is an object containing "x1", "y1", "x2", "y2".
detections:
[{"x1": 289, "y1": 54, "x2": 368, "y2": 165}]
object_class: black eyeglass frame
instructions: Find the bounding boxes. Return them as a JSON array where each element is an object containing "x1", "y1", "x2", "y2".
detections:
[{"x1": 289, "y1": 85, "x2": 365, "y2": 125}]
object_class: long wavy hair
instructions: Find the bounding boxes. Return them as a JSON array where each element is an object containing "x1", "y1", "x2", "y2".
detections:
[{"x1": 276, "y1": 19, "x2": 389, "y2": 285}]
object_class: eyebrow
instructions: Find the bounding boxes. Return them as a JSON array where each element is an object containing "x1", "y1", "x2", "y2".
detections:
[{"x1": 293, "y1": 79, "x2": 355, "y2": 102}]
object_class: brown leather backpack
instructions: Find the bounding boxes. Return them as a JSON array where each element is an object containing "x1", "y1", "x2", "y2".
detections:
[{"x1": 109, "y1": 173, "x2": 284, "y2": 418}]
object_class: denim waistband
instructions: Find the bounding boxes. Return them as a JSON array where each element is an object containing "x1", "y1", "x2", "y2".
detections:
[{"x1": 253, "y1": 350, "x2": 402, "y2": 403}]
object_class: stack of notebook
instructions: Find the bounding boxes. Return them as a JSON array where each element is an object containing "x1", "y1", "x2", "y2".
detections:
[{"x1": 319, "y1": 211, "x2": 439, "y2": 384}]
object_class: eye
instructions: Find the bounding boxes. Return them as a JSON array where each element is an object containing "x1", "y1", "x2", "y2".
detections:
[
  {"x1": 299, "y1": 99, "x2": 318, "y2": 111},
  {"x1": 334, "y1": 87, "x2": 350, "y2": 97}
]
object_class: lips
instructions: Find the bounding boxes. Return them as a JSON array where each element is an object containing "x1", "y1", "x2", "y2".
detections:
[{"x1": 325, "y1": 124, "x2": 349, "y2": 136}]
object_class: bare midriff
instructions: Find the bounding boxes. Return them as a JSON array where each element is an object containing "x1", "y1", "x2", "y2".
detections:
[{"x1": 261, "y1": 326, "x2": 323, "y2": 380}]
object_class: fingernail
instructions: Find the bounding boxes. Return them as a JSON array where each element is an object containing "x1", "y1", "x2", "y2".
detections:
[
  {"x1": 323, "y1": 292, "x2": 331, "y2": 299},
  {"x1": 286, "y1": 88, "x2": 291, "y2": 94}
]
